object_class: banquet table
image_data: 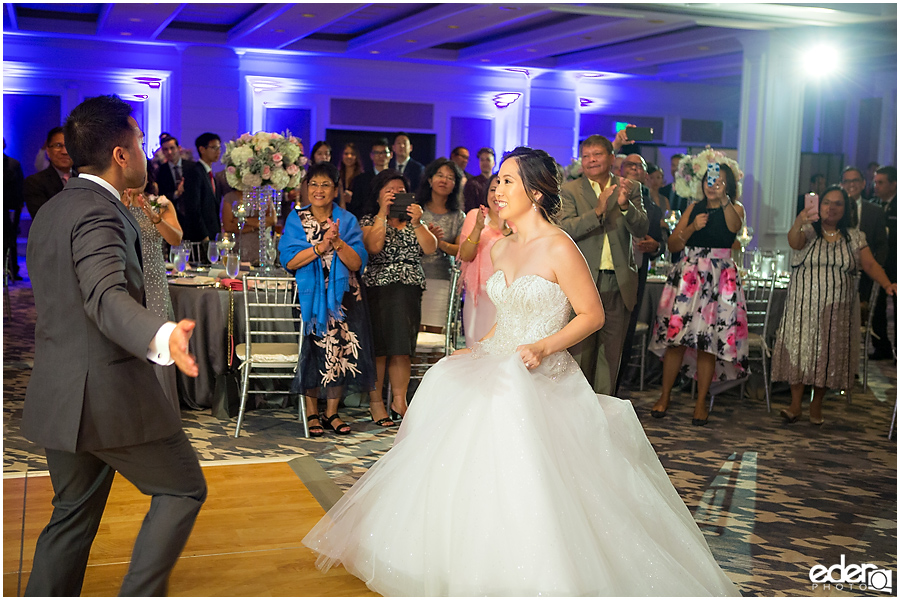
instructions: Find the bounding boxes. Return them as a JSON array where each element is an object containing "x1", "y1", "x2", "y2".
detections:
[{"x1": 168, "y1": 269, "x2": 296, "y2": 420}]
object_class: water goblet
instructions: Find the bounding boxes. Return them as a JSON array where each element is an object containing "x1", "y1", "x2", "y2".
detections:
[
  {"x1": 173, "y1": 246, "x2": 188, "y2": 277},
  {"x1": 224, "y1": 252, "x2": 241, "y2": 279},
  {"x1": 207, "y1": 240, "x2": 220, "y2": 264}
]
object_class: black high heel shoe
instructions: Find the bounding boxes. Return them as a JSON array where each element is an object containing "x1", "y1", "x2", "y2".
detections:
[
  {"x1": 691, "y1": 417, "x2": 708, "y2": 427},
  {"x1": 306, "y1": 414, "x2": 324, "y2": 437},
  {"x1": 322, "y1": 413, "x2": 352, "y2": 435},
  {"x1": 650, "y1": 408, "x2": 668, "y2": 419}
]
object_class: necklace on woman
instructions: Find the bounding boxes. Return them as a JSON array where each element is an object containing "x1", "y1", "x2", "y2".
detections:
[{"x1": 822, "y1": 228, "x2": 839, "y2": 238}]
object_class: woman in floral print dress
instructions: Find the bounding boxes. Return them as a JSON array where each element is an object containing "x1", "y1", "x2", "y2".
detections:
[
  {"x1": 279, "y1": 162, "x2": 381, "y2": 436},
  {"x1": 648, "y1": 162, "x2": 749, "y2": 426}
]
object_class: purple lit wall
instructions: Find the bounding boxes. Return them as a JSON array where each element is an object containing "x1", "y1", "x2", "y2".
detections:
[{"x1": 3, "y1": 93, "x2": 61, "y2": 178}]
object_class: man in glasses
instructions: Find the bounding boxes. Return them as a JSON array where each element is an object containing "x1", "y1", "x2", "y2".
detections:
[
  {"x1": 350, "y1": 138, "x2": 392, "y2": 219},
  {"x1": 843, "y1": 165, "x2": 889, "y2": 356},
  {"x1": 24, "y1": 126, "x2": 75, "y2": 219}
]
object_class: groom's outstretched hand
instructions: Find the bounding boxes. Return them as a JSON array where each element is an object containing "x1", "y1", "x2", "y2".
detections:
[{"x1": 170, "y1": 319, "x2": 199, "y2": 377}]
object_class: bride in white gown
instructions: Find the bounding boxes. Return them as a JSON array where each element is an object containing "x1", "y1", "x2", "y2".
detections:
[{"x1": 302, "y1": 147, "x2": 740, "y2": 597}]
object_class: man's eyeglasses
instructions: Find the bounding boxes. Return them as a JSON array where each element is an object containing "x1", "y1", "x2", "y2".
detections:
[
  {"x1": 841, "y1": 178, "x2": 863, "y2": 185},
  {"x1": 48, "y1": 143, "x2": 66, "y2": 150},
  {"x1": 371, "y1": 150, "x2": 391, "y2": 156}
]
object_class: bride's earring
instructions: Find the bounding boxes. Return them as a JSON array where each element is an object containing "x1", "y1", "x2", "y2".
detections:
[{"x1": 532, "y1": 202, "x2": 540, "y2": 212}]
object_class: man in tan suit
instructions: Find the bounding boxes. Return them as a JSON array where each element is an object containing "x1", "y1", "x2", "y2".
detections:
[{"x1": 560, "y1": 134, "x2": 648, "y2": 394}]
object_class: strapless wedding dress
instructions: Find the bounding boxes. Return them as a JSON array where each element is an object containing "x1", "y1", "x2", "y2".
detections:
[{"x1": 302, "y1": 270, "x2": 740, "y2": 596}]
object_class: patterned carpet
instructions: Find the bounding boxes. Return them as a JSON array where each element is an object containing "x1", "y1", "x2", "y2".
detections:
[{"x1": 4, "y1": 270, "x2": 897, "y2": 597}]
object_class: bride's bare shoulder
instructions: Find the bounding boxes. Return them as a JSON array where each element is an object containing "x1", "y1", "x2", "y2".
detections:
[{"x1": 490, "y1": 231, "x2": 516, "y2": 263}]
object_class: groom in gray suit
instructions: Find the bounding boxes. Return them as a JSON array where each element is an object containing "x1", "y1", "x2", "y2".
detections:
[
  {"x1": 560, "y1": 135, "x2": 648, "y2": 395},
  {"x1": 24, "y1": 95, "x2": 206, "y2": 596}
]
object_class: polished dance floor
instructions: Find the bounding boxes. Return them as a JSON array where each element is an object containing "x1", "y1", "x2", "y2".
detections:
[{"x1": 4, "y1": 273, "x2": 896, "y2": 596}]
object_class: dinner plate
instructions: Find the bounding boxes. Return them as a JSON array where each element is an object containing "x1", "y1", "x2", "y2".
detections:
[{"x1": 168, "y1": 276, "x2": 217, "y2": 286}]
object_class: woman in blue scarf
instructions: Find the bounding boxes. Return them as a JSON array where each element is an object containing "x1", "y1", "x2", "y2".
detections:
[{"x1": 280, "y1": 162, "x2": 389, "y2": 436}]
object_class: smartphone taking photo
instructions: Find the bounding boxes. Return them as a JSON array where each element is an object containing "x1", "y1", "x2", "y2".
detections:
[
  {"x1": 625, "y1": 126, "x2": 654, "y2": 142},
  {"x1": 804, "y1": 193, "x2": 819, "y2": 221},
  {"x1": 389, "y1": 193, "x2": 416, "y2": 221}
]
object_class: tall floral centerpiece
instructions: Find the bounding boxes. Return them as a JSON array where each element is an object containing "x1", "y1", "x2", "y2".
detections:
[{"x1": 221, "y1": 131, "x2": 306, "y2": 271}]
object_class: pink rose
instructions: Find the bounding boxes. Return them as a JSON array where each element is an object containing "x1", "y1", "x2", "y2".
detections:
[
  {"x1": 272, "y1": 152, "x2": 283, "y2": 163},
  {"x1": 719, "y1": 268, "x2": 737, "y2": 295},
  {"x1": 667, "y1": 315, "x2": 683, "y2": 339},
  {"x1": 240, "y1": 133, "x2": 251, "y2": 142},
  {"x1": 226, "y1": 166, "x2": 236, "y2": 174},
  {"x1": 693, "y1": 162, "x2": 706, "y2": 175},
  {"x1": 262, "y1": 165, "x2": 271, "y2": 178},
  {"x1": 286, "y1": 164, "x2": 300, "y2": 175},
  {"x1": 682, "y1": 270, "x2": 699, "y2": 297}
]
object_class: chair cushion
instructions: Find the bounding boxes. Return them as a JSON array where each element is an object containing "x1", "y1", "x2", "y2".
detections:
[
  {"x1": 235, "y1": 343, "x2": 300, "y2": 364},
  {"x1": 416, "y1": 331, "x2": 446, "y2": 352}
]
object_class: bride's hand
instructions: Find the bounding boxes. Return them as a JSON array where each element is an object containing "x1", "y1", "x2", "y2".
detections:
[
  {"x1": 451, "y1": 348, "x2": 472, "y2": 356},
  {"x1": 516, "y1": 342, "x2": 547, "y2": 370}
]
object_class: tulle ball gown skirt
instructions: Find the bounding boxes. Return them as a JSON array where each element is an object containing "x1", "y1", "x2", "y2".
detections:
[{"x1": 302, "y1": 351, "x2": 740, "y2": 596}]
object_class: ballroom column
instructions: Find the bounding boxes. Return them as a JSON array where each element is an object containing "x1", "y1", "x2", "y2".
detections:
[
  {"x1": 526, "y1": 71, "x2": 579, "y2": 165},
  {"x1": 737, "y1": 31, "x2": 806, "y2": 252}
]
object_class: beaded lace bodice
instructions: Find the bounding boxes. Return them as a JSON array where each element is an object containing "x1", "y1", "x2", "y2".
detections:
[{"x1": 474, "y1": 270, "x2": 580, "y2": 379}]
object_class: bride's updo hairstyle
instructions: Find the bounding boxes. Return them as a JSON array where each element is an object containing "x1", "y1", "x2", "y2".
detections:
[{"x1": 502, "y1": 146, "x2": 562, "y2": 223}]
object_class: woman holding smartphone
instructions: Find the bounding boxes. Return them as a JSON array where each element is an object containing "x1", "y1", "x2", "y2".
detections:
[
  {"x1": 360, "y1": 169, "x2": 438, "y2": 419},
  {"x1": 771, "y1": 185, "x2": 896, "y2": 425}
]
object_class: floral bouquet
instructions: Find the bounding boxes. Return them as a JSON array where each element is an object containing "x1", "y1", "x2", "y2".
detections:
[
  {"x1": 674, "y1": 146, "x2": 743, "y2": 201},
  {"x1": 221, "y1": 131, "x2": 308, "y2": 191},
  {"x1": 562, "y1": 158, "x2": 583, "y2": 181}
]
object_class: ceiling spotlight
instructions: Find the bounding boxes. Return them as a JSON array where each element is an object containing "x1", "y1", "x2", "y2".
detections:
[
  {"x1": 129, "y1": 18, "x2": 142, "y2": 23},
  {"x1": 697, "y1": 46, "x2": 709, "y2": 51},
  {"x1": 302, "y1": 13, "x2": 315, "y2": 18},
  {"x1": 481, "y1": 59, "x2": 490, "y2": 62},
  {"x1": 131, "y1": 94, "x2": 149, "y2": 101},
  {"x1": 120, "y1": 31, "x2": 132, "y2": 36},
  {"x1": 492, "y1": 92, "x2": 521, "y2": 109},
  {"x1": 635, "y1": 57, "x2": 646, "y2": 62},
  {"x1": 406, "y1": 39, "x2": 417, "y2": 43},
  {"x1": 370, "y1": 50, "x2": 380, "y2": 54},
  {"x1": 448, "y1": 25, "x2": 460, "y2": 29},
  {"x1": 579, "y1": 98, "x2": 594, "y2": 108},
  {"x1": 802, "y1": 44, "x2": 840, "y2": 77}
]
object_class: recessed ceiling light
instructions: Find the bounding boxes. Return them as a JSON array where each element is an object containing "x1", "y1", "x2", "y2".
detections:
[
  {"x1": 121, "y1": 31, "x2": 132, "y2": 36},
  {"x1": 370, "y1": 50, "x2": 380, "y2": 54},
  {"x1": 635, "y1": 57, "x2": 646, "y2": 61},
  {"x1": 698, "y1": 46, "x2": 709, "y2": 51},
  {"x1": 129, "y1": 18, "x2": 142, "y2": 23},
  {"x1": 527, "y1": 48, "x2": 537, "y2": 53},
  {"x1": 302, "y1": 13, "x2": 315, "y2": 18},
  {"x1": 275, "y1": 29, "x2": 285, "y2": 33},
  {"x1": 583, "y1": 36, "x2": 592, "y2": 40},
  {"x1": 481, "y1": 58, "x2": 490, "y2": 62},
  {"x1": 406, "y1": 39, "x2": 417, "y2": 43},
  {"x1": 448, "y1": 25, "x2": 460, "y2": 29}
]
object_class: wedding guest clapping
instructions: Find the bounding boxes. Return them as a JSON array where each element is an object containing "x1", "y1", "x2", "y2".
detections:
[
  {"x1": 279, "y1": 162, "x2": 381, "y2": 435},
  {"x1": 457, "y1": 175, "x2": 512, "y2": 346}
]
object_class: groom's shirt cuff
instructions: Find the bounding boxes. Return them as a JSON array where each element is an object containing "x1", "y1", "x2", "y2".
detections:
[{"x1": 147, "y1": 322, "x2": 177, "y2": 365}]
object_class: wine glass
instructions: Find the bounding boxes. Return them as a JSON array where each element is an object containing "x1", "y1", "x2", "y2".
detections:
[
  {"x1": 207, "y1": 240, "x2": 220, "y2": 264},
  {"x1": 224, "y1": 252, "x2": 240, "y2": 279}
]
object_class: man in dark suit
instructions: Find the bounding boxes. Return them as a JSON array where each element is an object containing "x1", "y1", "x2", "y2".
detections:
[
  {"x1": 462, "y1": 147, "x2": 496, "y2": 213},
  {"x1": 23, "y1": 95, "x2": 205, "y2": 596},
  {"x1": 659, "y1": 153, "x2": 689, "y2": 213},
  {"x1": 4, "y1": 142, "x2": 25, "y2": 279},
  {"x1": 560, "y1": 135, "x2": 648, "y2": 395},
  {"x1": 871, "y1": 166, "x2": 897, "y2": 360},
  {"x1": 350, "y1": 137, "x2": 392, "y2": 219},
  {"x1": 389, "y1": 132, "x2": 425, "y2": 192},
  {"x1": 616, "y1": 154, "x2": 665, "y2": 394},
  {"x1": 23, "y1": 126, "x2": 75, "y2": 219},
  {"x1": 179, "y1": 132, "x2": 222, "y2": 243},
  {"x1": 843, "y1": 167, "x2": 889, "y2": 336},
  {"x1": 155, "y1": 134, "x2": 192, "y2": 203}
]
